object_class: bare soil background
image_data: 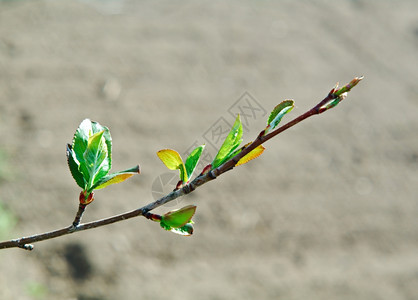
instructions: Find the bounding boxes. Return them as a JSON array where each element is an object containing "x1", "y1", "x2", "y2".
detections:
[{"x1": 0, "y1": 0, "x2": 417, "y2": 299}]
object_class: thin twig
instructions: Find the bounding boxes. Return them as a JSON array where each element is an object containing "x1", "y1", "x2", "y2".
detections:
[
  {"x1": 72, "y1": 203, "x2": 87, "y2": 227},
  {"x1": 0, "y1": 77, "x2": 363, "y2": 250}
]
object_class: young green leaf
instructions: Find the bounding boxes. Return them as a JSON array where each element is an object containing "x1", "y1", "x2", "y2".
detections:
[
  {"x1": 83, "y1": 130, "x2": 110, "y2": 187},
  {"x1": 185, "y1": 145, "x2": 205, "y2": 179},
  {"x1": 157, "y1": 149, "x2": 188, "y2": 183},
  {"x1": 72, "y1": 119, "x2": 90, "y2": 158},
  {"x1": 157, "y1": 149, "x2": 183, "y2": 170},
  {"x1": 265, "y1": 100, "x2": 294, "y2": 135},
  {"x1": 68, "y1": 119, "x2": 140, "y2": 200},
  {"x1": 89, "y1": 165, "x2": 140, "y2": 192},
  {"x1": 71, "y1": 119, "x2": 112, "y2": 189},
  {"x1": 91, "y1": 121, "x2": 112, "y2": 170},
  {"x1": 161, "y1": 205, "x2": 196, "y2": 228},
  {"x1": 236, "y1": 145, "x2": 265, "y2": 166},
  {"x1": 321, "y1": 95, "x2": 345, "y2": 111},
  {"x1": 212, "y1": 115, "x2": 243, "y2": 169},
  {"x1": 66, "y1": 144, "x2": 85, "y2": 189},
  {"x1": 159, "y1": 220, "x2": 194, "y2": 236},
  {"x1": 167, "y1": 223, "x2": 194, "y2": 236},
  {"x1": 218, "y1": 141, "x2": 249, "y2": 166},
  {"x1": 72, "y1": 120, "x2": 90, "y2": 184}
]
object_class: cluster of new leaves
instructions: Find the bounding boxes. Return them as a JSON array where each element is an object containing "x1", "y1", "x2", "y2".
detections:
[
  {"x1": 65, "y1": 77, "x2": 361, "y2": 237},
  {"x1": 66, "y1": 119, "x2": 140, "y2": 205},
  {"x1": 157, "y1": 145, "x2": 205, "y2": 189},
  {"x1": 0, "y1": 77, "x2": 363, "y2": 251},
  {"x1": 210, "y1": 115, "x2": 265, "y2": 170},
  {"x1": 155, "y1": 99, "x2": 295, "y2": 235}
]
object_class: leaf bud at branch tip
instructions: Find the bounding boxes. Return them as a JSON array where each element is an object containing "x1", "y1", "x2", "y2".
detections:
[
  {"x1": 350, "y1": 76, "x2": 364, "y2": 87},
  {"x1": 329, "y1": 82, "x2": 339, "y2": 95},
  {"x1": 333, "y1": 76, "x2": 364, "y2": 96},
  {"x1": 320, "y1": 76, "x2": 363, "y2": 113}
]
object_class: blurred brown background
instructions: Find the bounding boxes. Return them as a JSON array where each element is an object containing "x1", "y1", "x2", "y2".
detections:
[{"x1": 0, "y1": 0, "x2": 417, "y2": 299}]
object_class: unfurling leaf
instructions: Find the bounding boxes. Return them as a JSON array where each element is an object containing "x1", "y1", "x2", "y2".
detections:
[
  {"x1": 70, "y1": 119, "x2": 112, "y2": 190},
  {"x1": 90, "y1": 165, "x2": 140, "y2": 192},
  {"x1": 84, "y1": 130, "x2": 109, "y2": 187},
  {"x1": 159, "y1": 219, "x2": 194, "y2": 236},
  {"x1": 159, "y1": 205, "x2": 196, "y2": 236},
  {"x1": 185, "y1": 145, "x2": 205, "y2": 178},
  {"x1": 264, "y1": 100, "x2": 294, "y2": 135},
  {"x1": 212, "y1": 115, "x2": 243, "y2": 168},
  {"x1": 66, "y1": 144, "x2": 85, "y2": 189},
  {"x1": 161, "y1": 205, "x2": 196, "y2": 228},
  {"x1": 157, "y1": 149, "x2": 188, "y2": 183},
  {"x1": 68, "y1": 119, "x2": 140, "y2": 201},
  {"x1": 320, "y1": 76, "x2": 364, "y2": 112},
  {"x1": 157, "y1": 149, "x2": 183, "y2": 170},
  {"x1": 168, "y1": 223, "x2": 194, "y2": 236},
  {"x1": 333, "y1": 76, "x2": 364, "y2": 97},
  {"x1": 236, "y1": 145, "x2": 265, "y2": 166},
  {"x1": 321, "y1": 94, "x2": 346, "y2": 111}
]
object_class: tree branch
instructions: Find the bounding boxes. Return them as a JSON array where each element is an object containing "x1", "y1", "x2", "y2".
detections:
[{"x1": 0, "y1": 77, "x2": 363, "y2": 250}]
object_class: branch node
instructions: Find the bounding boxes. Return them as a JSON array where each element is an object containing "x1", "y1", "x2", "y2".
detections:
[
  {"x1": 208, "y1": 170, "x2": 217, "y2": 179},
  {"x1": 144, "y1": 212, "x2": 162, "y2": 222},
  {"x1": 183, "y1": 183, "x2": 196, "y2": 194},
  {"x1": 257, "y1": 131, "x2": 265, "y2": 142},
  {"x1": 18, "y1": 244, "x2": 34, "y2": 251}
]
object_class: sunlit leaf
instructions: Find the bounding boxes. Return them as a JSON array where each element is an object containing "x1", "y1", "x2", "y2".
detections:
[
  {"x1": 265, "y1": 100, "x2": 294, "y2": 134},
  {"x1": 212, "y1": 115, "x2": 243, "y2": 168},
  {"x1": 83, "y1": 130, "x2": 110, "y2": 186},
  {"x1": 160, "y1": 219, "x2": 194, "y2": 236},
  {"x1": 157, "y1": 149, "x2": 188, "y2": 183},
  {"x1": 236, "y1": 145, "x2": 265, "y2": 166},
  {"x1": 90, "y1": 165, "x2": 140, "y2": 192},
  {"x1": 221, "y1": 140, "x2": 258, "y2": 166},
  {"x1": 66, "y1": 144, "x2": 85, "y2": 189},
  {"x1": 161, "y1": 205, "x2": 196, "y2": 228},
  {"x1": 219, "y1": 142, "x2": 247, "y2": 165},
  {"x1": 267, "y1": 100, "x2": 294, "y2": 124},
  {"x1": 72, "y1": 119, "x2": 90, "y2": 159},
  {"x1": 168, "y1": 223, "x2": 194, "y2": 236},
  {"x1": 185, "y1": 145, "x2": 205, "y2": 178},
  {"x1": 157, "y1": 149, "x2": 183, "y2": 170},
  {"x1": 72, "y1": 119, "x2": 91, "y2": 182},
  {"x1": 91, "y1": 121, "x2": 112, "y2": 171},
  {"x1": 71, "y1": 119, "x2": 112, "y2": 189},
  {"x1": 68, "y1": 119, "x2": 140, "y2": 200}
]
